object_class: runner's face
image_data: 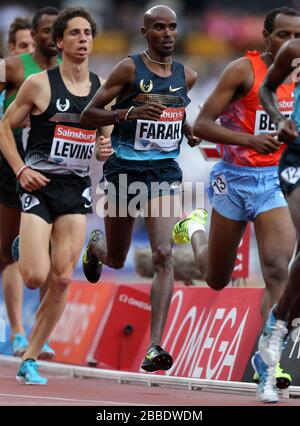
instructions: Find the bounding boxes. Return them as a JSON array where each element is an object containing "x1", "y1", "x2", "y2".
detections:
[
  {"x1": 9, "y1": 29, "x2": 34, "y2": 55},
  {"x1": 146, "y1": 14, "x2": 177, "y2": 57},
  {"x1": 34, "y1": 14, "x2": 58, "y2": 57},
  {"x1": 57, "y1": 17, "x2": 93, "y2": 60},
  {"x1": 266, "y1": 13, "x2": 300, "y2": 57}
]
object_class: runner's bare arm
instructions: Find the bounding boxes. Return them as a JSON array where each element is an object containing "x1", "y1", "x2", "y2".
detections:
[
  {"x1": 184, "y1": 66, "x2": 198, "y2": 91},
  {"x1": 0, "y1": 74, "x2": 50, "y2": 190},
  {"x1": 97, "y1": 76, "x2": 113, "y2": 138},
  {"x1": 81, "y1": 58, "x2": 165, "y2": 128},
  {"x1": 260, "y1": 40, "x2": 299, "y2": 143},
  {"x1": 182, "y1": 67, "x2": 201, "y2": 146},
  {"x1": 0, "y1": 56, "x2": 24, "y2": 94},
  {"x1": 193, "y1": 58, "x2": 281, "y2": 153}
]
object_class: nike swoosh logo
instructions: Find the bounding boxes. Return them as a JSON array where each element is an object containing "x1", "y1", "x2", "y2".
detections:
[
  {"x1": 169, "y1": 86, "x2": 183, "y2": 92},
  {"x1": 84, "y1": 202, "x2": 93, "y2": 208}
]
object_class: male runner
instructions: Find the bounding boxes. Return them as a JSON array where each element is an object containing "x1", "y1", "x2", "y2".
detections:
[
  {"x1": 0, "y1": 7, "x2": 100, "y2": 384},
  {"x1": 80, "y1": 5, "x2": 200, "y2": 373}
]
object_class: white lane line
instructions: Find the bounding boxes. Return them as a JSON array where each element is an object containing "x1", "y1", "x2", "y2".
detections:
[{"x1": 0, "y1": 393, "x2": 153, "y2": 406}]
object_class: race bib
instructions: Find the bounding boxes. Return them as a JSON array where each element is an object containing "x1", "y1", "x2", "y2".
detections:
[
  {"x1": 281, "y1": 167, "x2": 300, "y2": 184},
  {"x1": 254, "y1": 99, "x2": 293, "y2": 135},
  {"x1": 50, "y1": 125, "x2": 96, "y2": 170},
  {"x1": 134, "y1": 107, "x2": 184, "y2": 151},
  {"x1": 20, "y1": 193, "x2": 40, "y2": 211},
  {"x1": 211, "y1": 174, "x2": 228, "y2": 195}
]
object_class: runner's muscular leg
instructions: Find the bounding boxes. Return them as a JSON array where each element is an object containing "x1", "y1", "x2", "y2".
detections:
[
  {"x1": 205, "y1": 208, "x2": 247, "y2": 289},
  {"x1": 0, "y1": 203, "x2": 24, "y2": 336},
  {"x1": 270, "y1": 189, "x2": 300, "y2": 324},
  {"x1": 254, "y1": 207, "x2": 295, "y2": 321},
  {"x1": 18, "y1": 213, "x2": 52, "y2": 290},
  {"x1": 144, "y1": 194, "x2": 180, "y2": 346},
  {"x1": 88, "y1": 202, "x2": 136, "y2": 268},
  {"x1": 24, "y1": 214, "x2": 86, "y2": 360}
]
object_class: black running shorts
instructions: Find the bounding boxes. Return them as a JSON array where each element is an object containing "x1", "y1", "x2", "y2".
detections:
[
  {"x1": 278, "y1": 143, "x2": 300, "y2": 196},
  {"x1": 18, "y1": 173, "x2": 93, "y2": 223},
  {"x1": 102, "y1": 154, "x2": 182, "y2": 209}
]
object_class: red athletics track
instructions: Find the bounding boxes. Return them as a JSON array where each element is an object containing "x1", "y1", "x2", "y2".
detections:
[{"x1": 0, "y1": 363, "x2": 300, "y2": 406}]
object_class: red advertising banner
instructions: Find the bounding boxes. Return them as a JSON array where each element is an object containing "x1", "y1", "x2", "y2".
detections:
[
  {"x1": 50, "y1": 282, "x2": 117, "y2": 365},
  {"x1": 122, "y1": 286, "x2": 263, "y2": 381},
  {"x1": 232, "y1": 224, "x2": 250, "y2": 279},
  {"x1": 51, "y1": 282, "x2": 262, "y2": 382},
  {"x1": 94, "y1": 285, "x2": 151, "y2": 370}
]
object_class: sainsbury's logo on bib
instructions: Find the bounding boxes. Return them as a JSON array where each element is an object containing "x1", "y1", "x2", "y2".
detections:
[
  {"x1": 254, "y1": 97, "x2": 293, "y2": 135},
  {"x1": 55, "y1": 125, "x2": 96, "y2": 142}
]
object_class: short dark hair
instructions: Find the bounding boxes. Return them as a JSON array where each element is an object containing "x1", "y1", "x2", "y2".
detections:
[
  {"x1": 264, "y1": 7, "x2": 300, "y2": 34},
  {"x1": 32, "y1": 7, "x2": 59, "y2": 32},
  {"x1": 52, "y1": 7, "x2": 97, "y2": 43},
  {"x1": 8, "y1": 17, "x2": 32, "y2": 45}
]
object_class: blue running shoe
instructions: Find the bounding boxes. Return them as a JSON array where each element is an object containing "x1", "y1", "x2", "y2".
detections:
[
  {"x1": 251, "y1": 352, "x2": 278, "y2": 403},
  {"x1": 11, "y1": 235, "x2": 20, "y2": 262},
  {"x1": 258, "y1": 306, "x2": 288, "y2": 367},
  {"x1": 16, "y1": 359, "x2": 48, "y2": 385},
  {"x1": 38, "y1": 341, "x2": 56, "y2": 360},
  {"x1": 12, "y1": 333, "x2": 28, "y2": 357}
]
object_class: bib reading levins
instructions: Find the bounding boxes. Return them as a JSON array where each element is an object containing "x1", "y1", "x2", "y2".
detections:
[
  {"x1": 134, "y1": 107, "x2": 185, "y2": 151},
  {"x1": 50, "y1": 125, "x2": 96, "y2": 170},
  {"x1": 110, "y1": 53, "x2": 190, "y2": 161},
  {"x1": 25, "y1": 66, "x2": 100, "y2": 177}
]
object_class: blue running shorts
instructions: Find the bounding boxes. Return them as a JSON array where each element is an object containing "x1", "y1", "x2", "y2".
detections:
[{"x1": 207, "y1": 160, "x2": 287, "y2": 222}]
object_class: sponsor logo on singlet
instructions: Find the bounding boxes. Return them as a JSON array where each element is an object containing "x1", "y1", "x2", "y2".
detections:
[
  {"x1": 49, "y1": 125, "x2": 96, "y2": 170},
  {"x1": 134, "y1": 107, "x2": 184, "y2": 152},
  {"x1": 56, "y1": 98, "x2": 70, "y2": 112},
  {"x1": 254, "y1": 99, "x2": 293, "y2": 135}
]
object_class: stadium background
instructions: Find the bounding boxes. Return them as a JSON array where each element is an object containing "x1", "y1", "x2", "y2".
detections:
[{"x1": 0, "y1": 0, "x2": 299, "y2": 382}]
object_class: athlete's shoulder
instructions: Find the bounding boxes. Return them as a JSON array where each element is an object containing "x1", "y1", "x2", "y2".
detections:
[
  {"x1": 115, "y1": 56, "x2": 136, "y2": 72},
  {"x1": 224, "y1": 56, "x2": 252, "y2": 74},
  {"x1": 23, "y1": 70, "x2": 49, "y2": 89},
  {"x1": 184, "y1": 66, "x2": 198, "y2": 90}
]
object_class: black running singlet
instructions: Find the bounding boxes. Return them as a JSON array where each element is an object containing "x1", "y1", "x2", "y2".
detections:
[{"x1": 26, "y1": 66, "x2": 100, "y2": 177}]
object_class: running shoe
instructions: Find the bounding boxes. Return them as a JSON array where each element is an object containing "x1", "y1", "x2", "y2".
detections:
[
  {"x1": 16, "y1": 359, "x2": 48, "y2": 385},
  {"x1": 253, "y1": 363, "x2": 291, "y2": 389},
  {"x1": 38, "y1": 341, "x2": 56, "y2": 360},
  {"x1": 82, "y1": 229, "x2": 103, "y2": 283},
  {"x1": 141, "y1": 345, "x2": 173, "y2": 372},
  {"x1": 251, "y1": 352, "x2": 278, "y2": 403},
  {"x1": 258, "y1": 306, "x2": 288, "y2": 367},
  {"x1": 172, "y1": 208, "x2": 208, "y2": 244},
  {"x1": 11, "y1": 235, "x2": 20, "y2": 262},
  {"x1": 12, "y1": 333, "x2": 28, "y2": 357}
]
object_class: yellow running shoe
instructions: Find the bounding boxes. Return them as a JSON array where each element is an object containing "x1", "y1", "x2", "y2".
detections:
[
  {"x1": 253, "y1": 363, "x2": 291, "y2": 389},
  {"x1": 172, "y1": 208, "x2": 208, "y2": 244}
]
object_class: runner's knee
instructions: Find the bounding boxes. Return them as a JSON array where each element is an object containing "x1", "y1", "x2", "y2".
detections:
[
  {"x1": 52, "y1": 274, "x2": 72, "y2": 294},
  {"x1": 20, "y1": 266, "x2": 47, "y2": 290},
  {"x1": 263, "y1": 258, "x2": 289, "y2": 287},
  {"x1": 206, "y1": 272, "x2": 230, "y2": 291},
  {"x1": 107, "y1": 256, "x2": 126, "y2": 269},
  {"x1": 152, "y1": 245, "x2": 173, "y2": 272}
]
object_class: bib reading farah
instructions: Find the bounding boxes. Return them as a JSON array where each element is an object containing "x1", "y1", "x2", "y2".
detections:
[
  {"x1": 25, "y1": 66, "x2": 100, "y2": 176},
  {"x1": 135, "y1": 107, "x2": 185, "y2": 151}
]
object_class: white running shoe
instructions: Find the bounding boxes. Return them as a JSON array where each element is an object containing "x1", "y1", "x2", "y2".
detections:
[
  {"x1": 258, "y1": 306, "x2": 287, "y2": 367},
  {"x1": 252, "y1": 352, "x2": 279, "y2": 403}
]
